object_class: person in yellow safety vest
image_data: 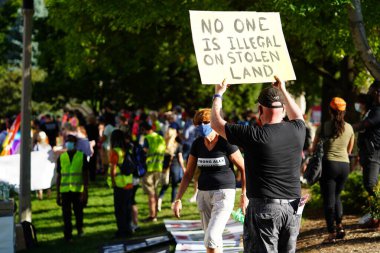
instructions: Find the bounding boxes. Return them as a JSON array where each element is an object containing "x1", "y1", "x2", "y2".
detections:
[
  {"x1": 56, "y1": 134, "x2": 89, "y2": 242},
  {"x1": 140, "y1": 122, "x2": 166, "y2": 222},
  {"x1": 107, "y1": 129, "x2": 134, "y2": 238}
]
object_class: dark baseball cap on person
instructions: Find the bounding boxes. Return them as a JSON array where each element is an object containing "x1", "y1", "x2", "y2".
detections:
[
  {"x1": 369, "y1": 79, "x2": 380, "y2": 92},
  {"x1": 140, "y1": 121, "x2": 153, "y2": 131},
  {"x1": 257, "y1": 87, "x2": 285, "y2": 108},
  {"x1": 65, "y1": 134, "x2": 77, "y2": 143}
]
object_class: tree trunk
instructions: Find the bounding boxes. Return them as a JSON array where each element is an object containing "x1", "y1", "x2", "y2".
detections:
[
  {"x1": 348, "y1": 0, "x2": 380, "y2": 80},
  {"x1": 321, "y1": 74, "x2": 335, "y2": 124},
  {"x1": 320, "y1": 57, "x2": 359, "y2": 124},
  {"x1": 340, "y1": 56, "x2": 360, "y2": 124}
]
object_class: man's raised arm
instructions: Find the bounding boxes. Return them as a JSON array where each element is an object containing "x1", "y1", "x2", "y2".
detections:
[
  {"x1": 273, "y1": 76, "x2": 304, "y2": 121},
  {"x1": 211, "y1": 80, "x2": 228, "y2": 139}
]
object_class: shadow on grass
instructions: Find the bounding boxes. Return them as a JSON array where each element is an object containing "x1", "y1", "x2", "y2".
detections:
[
  {"x1": 21, "y1": 229, "x2": 115, "y2": 253},
  {"x1": 27, "y1": 230, "x2": 178, "y2": 253},
  {"x1": 84, "y1": 210, "x2": 114, "y2": 217},
  {"x1": 26, "y1": 181, "x2": 199, "y2": 253},
  {"x1": 32, "y1": 207, "x2": 58, "y2": 215},
  {"x1": 32, "y1": 217, "x2": 62, "y2": 227},
  {"x1": 33, "y1": 224, "x2": 62, "y2": 235},
  {"x1": 85, "y1": 202, "x2": 114, "y2": 208}
]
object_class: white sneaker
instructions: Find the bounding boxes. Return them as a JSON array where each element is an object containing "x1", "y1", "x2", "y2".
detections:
[
  {"x1": 157, "y1": 198, "x2": 162, "y2": 212},
  {"x1": 358, "y1": 213, "x2": 372, "y2": 225}
]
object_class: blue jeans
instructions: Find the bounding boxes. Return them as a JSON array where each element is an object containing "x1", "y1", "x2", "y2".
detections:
[
  {"x1": 182, "y1": 143, "x2": 191, "y2": 162},
  {"x1": 158, "y1": 164, "x2": 183, "y2": 202},
  {"x1": 244, "y1": 198, "x2": 301, "y2": 253}
]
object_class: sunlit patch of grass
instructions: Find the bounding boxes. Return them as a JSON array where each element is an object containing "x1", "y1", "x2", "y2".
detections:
[{"x1": 19, "y1": 176, "x2": 203, "y2": 253}]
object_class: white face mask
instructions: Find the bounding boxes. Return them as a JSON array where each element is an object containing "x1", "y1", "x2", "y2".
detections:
[{"x1": 354, "y1": 103, "x2": 362, "y2": 113}]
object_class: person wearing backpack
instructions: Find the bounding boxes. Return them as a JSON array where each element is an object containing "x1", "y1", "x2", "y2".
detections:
[
  {"x1": 312, "y1": 98, "x2": 355, "y2": 243},
  {"x1": 107, "y1": 129, "x2": 134, "y2": 238},
  {"x1": 56, "y1": 134, "x2": 89, "y2": 242}
]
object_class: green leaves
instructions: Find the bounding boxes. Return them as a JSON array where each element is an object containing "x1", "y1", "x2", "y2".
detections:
[
  {"x1": 0, "y1": 0, "x2": 20, "y2": 65},
  {"x1": 0, "y1": 0, "x2": 376, "y2": 116}
]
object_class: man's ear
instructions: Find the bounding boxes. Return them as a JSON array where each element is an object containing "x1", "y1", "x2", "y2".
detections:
[{"x1": 258, "y1": 105, "x2": 263, "y2": 115}]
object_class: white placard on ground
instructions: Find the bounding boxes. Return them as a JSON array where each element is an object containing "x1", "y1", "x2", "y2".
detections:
[{"x1": 164, "y1": 219, "x2": 243, "y2": 252}]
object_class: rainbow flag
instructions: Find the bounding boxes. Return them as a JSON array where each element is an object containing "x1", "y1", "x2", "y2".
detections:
[{"x1": 0, "y1": 114, "x2": 21, "y2": 156}]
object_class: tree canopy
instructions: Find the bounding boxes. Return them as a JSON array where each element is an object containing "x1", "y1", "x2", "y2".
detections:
[{"x1": 1, "y1": 0, "x2": 380, "y2": 119}]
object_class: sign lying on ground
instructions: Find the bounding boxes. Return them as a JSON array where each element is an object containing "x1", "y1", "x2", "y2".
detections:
[
  {"x1": 189, "y1": 11, "x2": 296, "y2": 84},
  {"x1": 164, "y1": 219, "x2": 243, "y2": 252},
  {"x1": 100, "y1": 233, "x2": 173, "y2": 253}
]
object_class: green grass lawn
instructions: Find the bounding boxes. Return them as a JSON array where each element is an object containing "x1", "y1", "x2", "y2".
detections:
[{"x1": 18, "y1": 176, "x2": 243, "y2": 253}]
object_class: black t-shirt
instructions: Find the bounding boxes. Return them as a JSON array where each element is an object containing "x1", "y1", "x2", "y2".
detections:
[
  {"x1": 171, "y1": 144, "x2": 183, "y2": 168},
  {"x1": 225, "y1": 119, "x2": 305, "y2": 199},
  {"x1": 41, "y1": 121, "x2": 59, "y2": 147},
  {"x1": 360, "y1": 106, "x2": 380, "y2": 149},
  {"x1": 85, "y1": 123, "x2": 99, "y2": 142},
  {"x1": 190, "y1": 136, "x2": 238, "y2": 191}
]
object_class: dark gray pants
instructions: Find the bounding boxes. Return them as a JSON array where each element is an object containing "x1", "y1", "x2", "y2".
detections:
[
  {"x1": 360, "y1": 149, "x2": 380, "y2": 196},
  {"x1": 113, "y1": 187, "x2": 133, "y2": 236},
  {"x1": 61, "y1": 192, "x2": 84, "y2": 240},
  {"x1": 244, "y1": 198, "x2": 301, "y2": 253}
]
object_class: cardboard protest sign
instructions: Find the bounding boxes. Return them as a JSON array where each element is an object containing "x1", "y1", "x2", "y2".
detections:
[{"x1": 189, "y1": 11, "x2": 296, "y2": 84}]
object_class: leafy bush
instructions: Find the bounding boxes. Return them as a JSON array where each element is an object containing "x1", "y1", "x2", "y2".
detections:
[
  {"x1": 307, "y1": 183, "x2": 323, "y2": 210},
  {"x1": 367, "y1": 183, "x2": 380, "y2": 219},
  {"x1": 341, "y1": 171, "x2": 368, "y2": 214},
  {"x1": 308, "y1": 170, "x2": 368, "y2": 214}
]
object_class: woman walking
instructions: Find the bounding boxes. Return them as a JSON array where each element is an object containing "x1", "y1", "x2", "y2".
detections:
[
  {"x1": 158, "y1": 135, "x2": 186, "y2": 210},
  {"x1": 312, "y1": 97, "x2": 355, "y2": 243},
  {"x1": 172, "y1": 108, "x2": 247, "y2": 253}
]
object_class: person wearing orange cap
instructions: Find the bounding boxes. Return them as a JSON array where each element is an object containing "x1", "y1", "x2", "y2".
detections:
[{"x1": 311, "y1": 97, "x2": 355, "y2": 243}]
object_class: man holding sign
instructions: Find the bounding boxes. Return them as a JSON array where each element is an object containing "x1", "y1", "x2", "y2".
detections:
[{"x1": 211, "y1": 76, "x2": 305, "y2": 252}]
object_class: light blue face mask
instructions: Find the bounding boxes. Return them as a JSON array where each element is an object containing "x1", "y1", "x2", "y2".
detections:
[
  {"x1": 354, "y1": 103, "x2": 362, "y2": 113},
  {"x1": 65, "y1": 141, "x2": 75, "y2": 151},
  {"x1": 196, "y1": 123, "x2": 213, "y2": 137}
]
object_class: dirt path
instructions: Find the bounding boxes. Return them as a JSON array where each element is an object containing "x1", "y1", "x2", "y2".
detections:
[{"x1": 297, "y1": 215, "x2": 380, "y2": 252}]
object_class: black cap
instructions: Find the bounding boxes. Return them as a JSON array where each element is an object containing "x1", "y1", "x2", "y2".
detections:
[
  {"x1": 65, "y1": 134, "x2": 77, "y2": 143},
  {"x1": 257, "y1": 87, "x2": 285, "y2": 108},
  {"x1": 140, "y1": 121, "x2": 153, "y2": 131},
  {"x1": 369, "y1": 79, "x2": 380, "y2": 90}
]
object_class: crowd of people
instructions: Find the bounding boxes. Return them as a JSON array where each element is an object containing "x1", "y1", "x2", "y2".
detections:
[{"x1": 0, "y1": 77, "x2": 379, "y2": 252}]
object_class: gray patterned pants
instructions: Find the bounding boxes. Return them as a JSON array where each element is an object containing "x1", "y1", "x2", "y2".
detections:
[{"x1": 244, "y1": 198, "x2": 301, "y2": 253}]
